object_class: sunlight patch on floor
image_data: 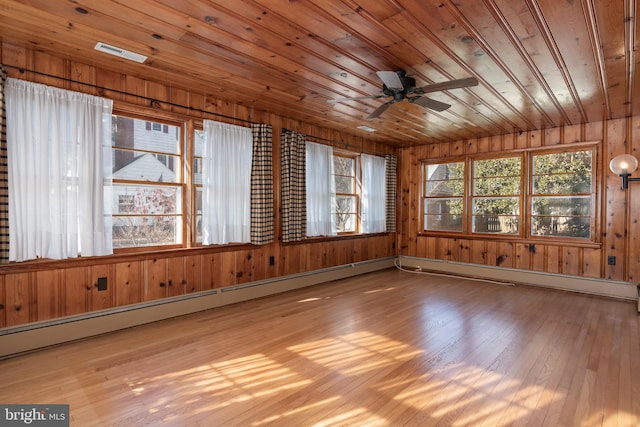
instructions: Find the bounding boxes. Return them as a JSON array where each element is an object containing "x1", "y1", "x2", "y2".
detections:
[
  {"x1": 287, "y1": 330, "x2": 423, "y2": 376},
  {"x1": 363, "y1": 287, "x2": 397, "y2": 294},
  {"x1": 134, "y1": 353, "x2": 311, "y2": 418},
  {"x1": 311, "y1": 407, "x2": 388, "y2": 427},
  {"x1": 251, "y1": 397, "x2": 341, "y2": 426},
  {"x1": 392, "y1": 362, "x2": 564, "y2": 426}
]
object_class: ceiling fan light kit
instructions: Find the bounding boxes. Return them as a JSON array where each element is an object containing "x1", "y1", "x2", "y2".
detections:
[{"x1": 329, "y1": 70, "x2": 478, "y2": 120}]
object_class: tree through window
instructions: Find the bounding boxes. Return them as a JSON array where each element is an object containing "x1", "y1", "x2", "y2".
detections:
[
  {"x1": 472, "y1": 156, "x2": 521, "y2": 234},
  {"x1": 332, "y1": 154, "x2": 358, "y2": 233},
  {"x1": 531, "y1": 150, "x2": 593, "y2": 238},
  {"x1": 421, "y1": 146, "x2": 596, "y2": 240}
]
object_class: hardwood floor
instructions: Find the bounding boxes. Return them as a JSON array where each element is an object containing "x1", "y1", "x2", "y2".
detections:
[{"x1": 1, "y1": 268, "x2": 638, "y2": 426}]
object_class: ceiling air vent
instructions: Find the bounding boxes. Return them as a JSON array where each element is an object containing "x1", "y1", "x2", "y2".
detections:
[{"x1": 94, "y1": 42, "x2": 147, "y2": 63}]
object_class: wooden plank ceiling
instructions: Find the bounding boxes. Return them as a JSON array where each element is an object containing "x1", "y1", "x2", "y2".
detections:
[{"x1": 0, "y1": 0, "x2": 637, "y2": 147}]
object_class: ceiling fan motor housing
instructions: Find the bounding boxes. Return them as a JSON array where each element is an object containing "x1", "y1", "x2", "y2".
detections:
[
  {"x1": 400, "y1": 76, "x2": 416, "y2": 92},
  {"x1": 382, "y1": 75, "x2": 417, "y2": 100}
]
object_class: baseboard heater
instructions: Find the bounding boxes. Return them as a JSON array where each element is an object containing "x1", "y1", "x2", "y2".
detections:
[
  {"x1": 398, "y1": 256, "x2": 638, "y2": 302},
  {"x1": 0, "y1": 257, "x2": 396, "y2": 359}
]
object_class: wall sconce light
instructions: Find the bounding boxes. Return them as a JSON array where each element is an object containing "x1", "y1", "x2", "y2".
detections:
[{"x1": 610, "y1": 154, "x2": 640, "y2": 189}]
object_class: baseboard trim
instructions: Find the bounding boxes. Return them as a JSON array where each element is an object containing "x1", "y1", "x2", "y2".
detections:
[
  {"x1": 0, "y1": 257, "x2": 395, "y2": 359},
  {"x1": 398, "y1": 256, "x2": 637, "y2": 301}
]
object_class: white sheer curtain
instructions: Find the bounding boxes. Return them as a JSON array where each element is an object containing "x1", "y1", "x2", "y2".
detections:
[
  {"x1": 202, "y1": 120, "x2": 253, "y2": 245},
  {"x1": 5, "y1": 78, "x2": 113, "y2": 261},
  {"x1": 361, "y1": 153, "x2": 387, "y2": 233},
  {"x1": 306, "y1": 142, "x2": 336, "y2": 236}
]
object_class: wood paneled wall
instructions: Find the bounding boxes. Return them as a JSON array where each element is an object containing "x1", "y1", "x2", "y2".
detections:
[
  {"x1": 398, "y1": 117, "x2": 640, "y2": 283},
  {"x1": 0, "y1": 42, "x2": 396, "y2": 328}
]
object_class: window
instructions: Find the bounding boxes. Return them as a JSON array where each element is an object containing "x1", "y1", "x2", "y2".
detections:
[
  {"x1": 421, "y1": 146, "x2": 596, "y2": 240},
  {"x1": 111, "y1": 114, "x2": 183, "y2": 249},
  {"x1": 423, "y1": 161, "x2": 464, "y2": 232},
  {"x1": 304, "y1": 144, "x2": 386, "y2": 236},
  {"x1": 472, "y1": 156, "x2": 521, "y2": 234},
  {"x1": 7, "y1": 80, "x2": 272, "y2": 258},
  {"x1": 531, "y1": 150, "x2": 593, "y2": 238},
  {"x1": 333, "y1": 154, "x2": 358, "y2": 233}
]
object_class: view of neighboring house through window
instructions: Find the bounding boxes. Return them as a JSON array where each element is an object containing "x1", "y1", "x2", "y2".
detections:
[
  {"x1": 111, "y1": 115, "x2": 183, "y2": 249},
  {"x1": 472, "y1": 156, "x2": 521, "y2": 234},
  {"x1": 423, "y1": 161, "x2": 465, "y2": 232},
  {"x1": 531, "y1": 150, "x2": 593, "y2": 238},
  {"x1": 332, "y1": 154, "x2": 359, "y2": 233}
]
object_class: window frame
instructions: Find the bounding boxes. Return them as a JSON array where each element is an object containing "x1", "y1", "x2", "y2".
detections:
[
  {"x1": 420, "y1": 143, "x2": 599, "y2": 243},
  {"x1": 421, "y1": 159, "x2": 466, "y2": 233},
  {"x1": 528, "y1": 147, "x2": 597, "y2": 240},
  {"x1": 303, "y1": 143, "x2": 388, "y2": 239},
  {"x1": 111, "y1": 108, "x2": 187, "y2": 252},
  {"x1": 470, "y1": 154, "x2": 523, "y2": 236},
  {"x1": 332, "y1": 150, "x2": 360, "y2": 235}
]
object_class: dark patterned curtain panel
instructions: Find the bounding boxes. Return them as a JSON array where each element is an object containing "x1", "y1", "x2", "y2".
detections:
[
  {"x1": 250, "y1": 123, "x2": 274, "y2": 245},
  {"x1": 280, "y1": 129, "x2": 306, "y2": 242},
  {"x1": 0, "y1": 66, "x2": 8, "y2": 263},
  {"x1": 385, "y1": 154, "x2": 397, "y2": 232}
]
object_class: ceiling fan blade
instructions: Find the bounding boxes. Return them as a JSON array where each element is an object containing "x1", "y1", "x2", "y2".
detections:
[
  {"x1": 376, "y1": 71, "x2": 404, "y2": 90},
  {"x1": 367, "y1": 100, "x2": 395, "y2": 119},
  {"x1": 415, "y1": 77, "x2": 479, "y2": 94},
  {"x1": 409, "y1": 96, "x2": 451, "y2": 112},
  {"x1": 327, "y1": 95, "x2": 386, "y2": 104}
]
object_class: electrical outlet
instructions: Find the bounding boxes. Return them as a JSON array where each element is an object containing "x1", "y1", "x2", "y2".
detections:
[
  {"x1": 269, "y1": 256, "x2": 275, "y2": 266},
  {"x1": 607, "y1": 256, "x2": 616, "y2": 266},
  {"x1": 97, "y1": 277, "x2": 108, "y2": 291}
]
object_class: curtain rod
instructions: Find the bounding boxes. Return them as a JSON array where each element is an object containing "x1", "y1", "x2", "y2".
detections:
[
  {"x1": 2, "y1": 64, "x2": 395, "y2": 156},
  {"x1": 281, "y1": 127, "x2": 392, "y2": 157},
  {"x1": 1, "y1": 63, "x2": 255, "y2": 125}
]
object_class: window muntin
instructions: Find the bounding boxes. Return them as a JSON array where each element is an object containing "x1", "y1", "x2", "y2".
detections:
[
  {"x1": 333, "y1": 154, "x2": 359, "y2": 233},
  {"x1": 530, "y1": 150, "x2": 593, "y2": 238},
  {"x1": 423, "y1": 162, "x2": 464, "y2": 232},
  {"x1": 472, "y1": 157, "x2": 521, "y2": 234},
  {"x1": 111, "y1": 115, "x2": 183, "y2": 249}
]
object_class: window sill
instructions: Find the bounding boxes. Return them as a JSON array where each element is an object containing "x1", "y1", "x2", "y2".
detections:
[
  {"x1": 417, "y1": 232, "x2": 602, "y2": 249},
  {"x1": 282, "y1": 232, "x2": 392, "y2": 246},
  {"x1": 0, "y1": 243, "x2": 259, "y2": 274}
]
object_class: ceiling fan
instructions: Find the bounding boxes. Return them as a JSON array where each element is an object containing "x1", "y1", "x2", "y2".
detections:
[{"x1": 328, "y1": 70, "x2": 479, "y2": 119}]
